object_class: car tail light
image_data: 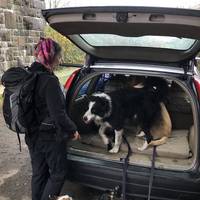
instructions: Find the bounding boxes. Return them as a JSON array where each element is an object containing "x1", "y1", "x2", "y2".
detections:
[
  {"x1": 64, "y1": 68, "x2": 80, "y2": 90},
  {"x1": 193, "y1": 76, "x2": 200, "y2": 100}
]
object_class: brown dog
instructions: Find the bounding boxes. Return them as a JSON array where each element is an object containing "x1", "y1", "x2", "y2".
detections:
[
  {"x1": 129, "y1": 76, "x2": 172, "y2": 150},
  {"x1": 136, "y1": 102, "x2": 172, "y2": 150}
]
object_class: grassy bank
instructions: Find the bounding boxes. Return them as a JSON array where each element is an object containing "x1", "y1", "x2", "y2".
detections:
[
  {"x1": 0, "y1": 94, "x2": 3, "y2": 107},
  {"x1": 55, "y1": 66, "x2": 78, "y2": 85}
]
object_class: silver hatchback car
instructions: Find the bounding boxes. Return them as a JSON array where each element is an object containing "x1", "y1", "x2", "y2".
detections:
[{"x1": 42, "y1": 6, "x2": 200, "y2": 200}]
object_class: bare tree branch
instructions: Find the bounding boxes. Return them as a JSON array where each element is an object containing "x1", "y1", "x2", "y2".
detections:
[{"x1": 46, "y1": 0, "x2": 72, "y2": 8}]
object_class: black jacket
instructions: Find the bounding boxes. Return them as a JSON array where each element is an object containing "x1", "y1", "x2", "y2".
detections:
[{"x1": 26, "y1": 62, "x2": 77, "y2": 145}]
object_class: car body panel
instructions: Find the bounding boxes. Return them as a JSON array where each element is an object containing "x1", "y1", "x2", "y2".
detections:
[
  {"x1": 42, "y1": 6, "x2": 200, "y2": 39},
  {"x1": 63, "y1": 63, "x2": 200, "y2": 199},
  {"x1": 42, "y1": 6, "x2": 200, "y2": 62},
  {"x1": 67, "y1": 150, "x2": 200, "y2": 200}
]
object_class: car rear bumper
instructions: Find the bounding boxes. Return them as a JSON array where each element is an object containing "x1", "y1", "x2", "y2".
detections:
[{"x1": 67, "y1": 150, "x2": 200, "y2": 200}]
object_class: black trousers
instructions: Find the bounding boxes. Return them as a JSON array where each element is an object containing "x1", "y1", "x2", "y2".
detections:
[{"x1": 28, "y1": 138, "x2": 68, "y2": 200}]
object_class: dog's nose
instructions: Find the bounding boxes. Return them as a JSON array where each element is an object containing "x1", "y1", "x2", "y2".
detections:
[{"x1": 83, "y1": 116, "x2": 88, "y2": 122}]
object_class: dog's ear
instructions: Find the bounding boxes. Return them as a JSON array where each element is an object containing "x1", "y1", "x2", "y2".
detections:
[
  {"x1": 89, "y1": 95, "x2": 96, "y2": 102},
  {"x1": 100, "y1": 98, "x2": 109, "y2": 108},
  {"x1": 82, "y1": 95, "x2": 89, "y2": 103}
]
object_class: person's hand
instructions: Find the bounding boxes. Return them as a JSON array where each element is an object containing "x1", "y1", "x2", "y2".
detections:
[{"x1": 71, "y1": 131, "x2": 81, "y2": 141}]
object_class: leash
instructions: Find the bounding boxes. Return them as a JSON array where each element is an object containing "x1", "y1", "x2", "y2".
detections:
[
  {"x1": 15, "y1": 123, "x2": 22, "y2": 152},
  {"x1": 147, "y1": 146, "x2": 157, "y2": 200},
  {"x1": 98, "y1": 135, "x2": 132, "y2": 200},
  {"x1": 120, "y1": 135, "x2": 132, "y2": 200},
  {"x1": 16, "y1": 131, "x2": 22, "y2": 152}
]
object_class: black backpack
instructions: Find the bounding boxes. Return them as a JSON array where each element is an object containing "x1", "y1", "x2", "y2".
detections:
[{"x1": 1, "y1": 66, "x2": 39, "y2": 150}]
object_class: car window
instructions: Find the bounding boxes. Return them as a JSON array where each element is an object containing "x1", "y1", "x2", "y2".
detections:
[{"x1": 80, "y1": 34, "x2": 195, "y2": 50}]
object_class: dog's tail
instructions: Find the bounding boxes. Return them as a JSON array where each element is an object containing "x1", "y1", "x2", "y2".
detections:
[
  {"x1": 146, "y1": 77, "x2": 169, "y2": 102},
  {"x1": 149, "y1": 136, "x2": 168, "y2": 147}
]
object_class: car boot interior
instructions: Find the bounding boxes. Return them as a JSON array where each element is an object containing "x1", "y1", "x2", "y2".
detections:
[{"x1": 67, "y1": 73, "x2": 196, "y2": 171}]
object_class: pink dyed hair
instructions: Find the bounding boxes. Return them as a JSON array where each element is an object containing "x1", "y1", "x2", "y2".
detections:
[{"x1": 34, "y1": 37, "x2": 61, "y2": 71}]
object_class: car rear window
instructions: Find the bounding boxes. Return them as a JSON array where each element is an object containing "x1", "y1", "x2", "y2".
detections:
[{"x1": 80, "y1": 34, "x2": 195, "y2": 50}]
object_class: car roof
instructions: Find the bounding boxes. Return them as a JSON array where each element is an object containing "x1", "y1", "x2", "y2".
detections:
[{"x1": 42, "y1": 6, "x2": 200, "y2": 63}]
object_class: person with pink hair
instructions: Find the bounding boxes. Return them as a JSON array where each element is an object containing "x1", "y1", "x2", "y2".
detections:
[{"x1": 25, "y1": 37, "x2": 80, "y2": 200}]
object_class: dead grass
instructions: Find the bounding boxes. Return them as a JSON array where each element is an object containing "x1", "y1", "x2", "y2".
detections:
[
  {"x1": 55, "y1": 66, "x2": 78, "y2": 85},
  {"x1": 0, "y1": 94, "x2": 3, "y2": 107}
]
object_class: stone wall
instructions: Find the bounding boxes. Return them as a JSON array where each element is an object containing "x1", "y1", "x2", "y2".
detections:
[{"x1": 0, "y1": 0, "x2": 45, "y2": 75}]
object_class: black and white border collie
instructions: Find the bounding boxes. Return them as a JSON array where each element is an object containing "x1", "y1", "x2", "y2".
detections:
[{"x1": 83, "y1": 77, "x2": 172, "y2": 153}]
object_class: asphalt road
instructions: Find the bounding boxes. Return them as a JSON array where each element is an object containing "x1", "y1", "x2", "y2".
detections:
[{"x1": 0, "y1": 109, "x2": 100, "y2": 200}]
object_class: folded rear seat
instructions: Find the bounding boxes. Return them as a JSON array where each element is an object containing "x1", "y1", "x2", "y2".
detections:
[{"x1": 167, "y1": 82, "x2": 193, "y2": 129}]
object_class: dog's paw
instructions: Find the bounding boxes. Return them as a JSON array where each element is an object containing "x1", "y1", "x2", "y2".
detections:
[
  {"x1": 57, "y1": 195, "x2": 73, "y2": 200},
  {"x1": 107, "y1": 142, "x2": 113, "y2": 151},
  {"x1": 109, "y1": 146, "x2": 120, "y2": 153},
  {"x1": 136, "y1": 131, "x2": 145, "y2": 138},
  {"x1": 49, "y1": 194, "x2": 73, "y2": 200},
  {"x1": 138, "y1": 141, "x2": 148, "y2": 151}
]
